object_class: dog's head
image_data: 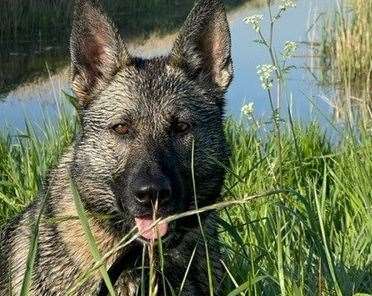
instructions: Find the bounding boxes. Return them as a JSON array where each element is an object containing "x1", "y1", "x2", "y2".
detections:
[{"x1": 70, "y1": 0, "x2": 233, "y2": 240}]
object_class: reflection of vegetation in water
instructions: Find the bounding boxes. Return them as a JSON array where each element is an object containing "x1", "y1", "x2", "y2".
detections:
[
  {"x1": 320, "y1": 0, "x2": 371, "y2": 122},
  {"x1": 0, "y1": 0, "x2": 249, "y2": 48},
  {"x1": 0, "y1": 0, "x2": 251, "y2": 96},
  {"x1": 0, "y1": 50, "x2": 67, "y2": 98}
]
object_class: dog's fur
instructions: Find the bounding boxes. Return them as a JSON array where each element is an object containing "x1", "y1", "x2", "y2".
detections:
[{"x1": 0, "y1": 0, "x2": 233, "y2": 294}]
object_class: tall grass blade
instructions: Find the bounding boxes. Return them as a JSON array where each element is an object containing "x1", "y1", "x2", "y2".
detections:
[
  {"x1": 313, "y1": 166, "x2": 342, "y2": 296},
  {"x1": 191, "y1": 140, "x2": 214, "y2": 296},
  {"x1": 70, "y1": 177, "x2": 117, "y2": 296},
  {"x1": 178, "y1": 245, "x2": 198, "y2": 296},
  {"x1": 19, "y1": 193, "x2": 48, "y2": 296}
]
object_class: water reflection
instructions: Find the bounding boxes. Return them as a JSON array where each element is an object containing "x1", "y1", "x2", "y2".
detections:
[
  {"x1": 0, "y1": 0, "x2": 252, "y2": 96},
  {"x1": 0, "y1": 0, "x2": 335, "y2": 131}
]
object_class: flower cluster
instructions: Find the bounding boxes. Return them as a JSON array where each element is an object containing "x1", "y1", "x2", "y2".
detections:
[
  {"x1": 241, "y1": 102, "x2": 255, "y2": 119},
  {"x1": 279, "y1": 0, "x2": 296, "y2": 10},
  {"x1": 243, "y1": 14, "x2": 263, "y2": 32},
  {"x1": 282, "y1": 41, "x2": 298, "y2": 59},
  {"x1": 257, "y1": 64, "x2": 277, "y2": 90}
]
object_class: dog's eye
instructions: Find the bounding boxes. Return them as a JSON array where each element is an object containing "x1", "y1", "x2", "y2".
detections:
[
  {"x1": 112, "y1": 123, "x2": 130, "y2": 135},
  {"x1": 173, "y1": 122, "x2": 191, "y2": 136}
]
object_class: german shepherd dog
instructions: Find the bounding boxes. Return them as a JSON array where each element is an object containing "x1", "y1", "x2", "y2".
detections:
[{"x1": 0, "y1": 0, "x2": 233, "y2": 294}]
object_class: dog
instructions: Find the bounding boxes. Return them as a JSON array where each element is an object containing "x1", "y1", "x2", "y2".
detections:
[{"x1": 0, "y1": 0, "x2": 233, "y2": 294}]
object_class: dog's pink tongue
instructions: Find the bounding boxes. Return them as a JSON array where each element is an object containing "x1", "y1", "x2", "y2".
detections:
[{"x1": 135, "y1": 217, "x2": 168, "y2": 240}]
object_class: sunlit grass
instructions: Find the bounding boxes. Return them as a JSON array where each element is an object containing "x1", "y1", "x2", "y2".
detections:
[
  {"x1": 0, "y1": 105, "x2": 371, "y2": 295},
  {"x1": 0, "y1": 103, "x2": 76, "y2": 226},
  {"x1": 219, "y1": 119, "x2": 372, "y2": 295},
  {"x1": 1, "y1": 0, "x2": 371, "y2": 294}
]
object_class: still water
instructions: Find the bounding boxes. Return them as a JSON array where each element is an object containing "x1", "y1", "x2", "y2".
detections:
[{"x1": 0, "y1": 0, "x2": 335, "y2": 131}]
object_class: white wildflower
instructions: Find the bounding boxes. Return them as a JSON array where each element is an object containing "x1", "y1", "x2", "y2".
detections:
[
  {"x1": 282, "y1": 41, "x2": 298, "y2": 59},
  {"x1": 279, "y1": 0, "x2": 296, "y2": 10},
  {"x1": 241, "y1": 102, "x2": 255, "y2": 119},
  {"x1": 243, "y1": 14, "x2": 263, "y2": 32},
  {"x1": 257, "y1": 64, "x2": 277, "y2": 90}
]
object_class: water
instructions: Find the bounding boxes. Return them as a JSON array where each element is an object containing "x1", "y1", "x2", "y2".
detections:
[{"x1": 0, "y1": 0, "x2": 336, "y2": 132}]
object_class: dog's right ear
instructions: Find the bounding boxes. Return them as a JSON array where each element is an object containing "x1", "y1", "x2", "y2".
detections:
[
  {"x1": 70, "y1": 0, "x2": 131, "y2": 107},
  {"x1": 169, "y1": 0, "x2": 233, "y2": 92}
]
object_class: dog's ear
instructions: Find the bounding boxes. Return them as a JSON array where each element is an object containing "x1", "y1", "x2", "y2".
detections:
[
  {"x1": 70, "y1": 0, "x2": 130, "y2": 107},
  {"x1": 169, "y1": 0, "x2": 233, "y2": 91}
]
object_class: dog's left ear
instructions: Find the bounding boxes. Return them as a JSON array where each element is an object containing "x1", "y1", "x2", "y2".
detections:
[
  {"x1": 70, "y1": 0, "x2": 131, "y2": 107},
  {"x1": 169, "y1": 0, "x2": 233, "y2": 91}
]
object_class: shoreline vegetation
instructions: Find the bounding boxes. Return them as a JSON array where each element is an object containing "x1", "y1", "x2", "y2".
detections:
[
  {"x1": 0, "y1": 0, "x2": 371, "y2": 295},
  {"x1": 320, "y1": 0, "x2": 371, "y2": 123}
]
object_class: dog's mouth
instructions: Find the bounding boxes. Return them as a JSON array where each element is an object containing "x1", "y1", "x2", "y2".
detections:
[{"x1": 135, "y1": 215, "x2": 169, "y2": 241}]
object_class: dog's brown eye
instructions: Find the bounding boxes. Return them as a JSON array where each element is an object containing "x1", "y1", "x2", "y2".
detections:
[
  {"x1": 174, "y1": 122, "x2": 191, "y2": 135},
  {"x1": 112, "y1": 124, "x2": 130, "y2": 135}
]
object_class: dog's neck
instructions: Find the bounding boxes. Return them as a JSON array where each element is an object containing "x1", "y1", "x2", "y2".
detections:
[{"x1": 47, "y1": 149, "x2": 127, "y2": 280}]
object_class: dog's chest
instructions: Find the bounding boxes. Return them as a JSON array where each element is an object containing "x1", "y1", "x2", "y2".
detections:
[{"x1": 111, "y1": 272, "x2": 139, "y2": 296}]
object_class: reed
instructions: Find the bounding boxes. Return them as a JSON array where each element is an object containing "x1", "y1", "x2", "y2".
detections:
[{"x1": 320, "y1": 0, "x2": 372, "y2": 122}]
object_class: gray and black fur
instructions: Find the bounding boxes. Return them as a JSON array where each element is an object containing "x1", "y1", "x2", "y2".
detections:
[{"x1": 0, "y1": 0, "x2": 233, "y2": 294}]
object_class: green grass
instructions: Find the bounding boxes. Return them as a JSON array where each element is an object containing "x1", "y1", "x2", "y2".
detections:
[
  {"x1": 0, "y1": 105, "x2": 371, "y2": 295},
  {"x1": 0, "y1": 105, "x2": 76, "y2": 226},
  {"x1": 219, "y1": 119, "x2": 372, "y2": 295},
  {"x1": 1, "y1": 1, "x2": 371, "y2": 294}
]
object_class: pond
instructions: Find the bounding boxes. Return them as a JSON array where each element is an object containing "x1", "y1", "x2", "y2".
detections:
[{"x1": 0, "y1": 0, "x2": 335, "y2": 132}]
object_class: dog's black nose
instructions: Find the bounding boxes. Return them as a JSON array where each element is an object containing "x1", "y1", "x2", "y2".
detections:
[{"x1": 134, "y1": 177, "x2": 171, "y2": 206}]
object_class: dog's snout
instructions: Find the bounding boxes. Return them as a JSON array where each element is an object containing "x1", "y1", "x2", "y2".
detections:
[{"x1": 134, "y1": 177, "x2": 171, "y2": 206}]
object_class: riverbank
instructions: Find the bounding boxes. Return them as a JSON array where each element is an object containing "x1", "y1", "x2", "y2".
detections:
[
  {"x1": 320, "y1": 0, "x2": 371, "y2": 122},
  {"x1": 0, "y1": 0, "x2": 371, "y2": 294}
]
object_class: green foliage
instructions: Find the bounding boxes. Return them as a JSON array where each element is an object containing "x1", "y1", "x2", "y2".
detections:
[
  {"x1": 0, "y1": 103, "x2": 76, "y2": 226},
  {"x1": 0, "y1": 1, "x2": 371, "y2": 295},
  {"x1": 219, "y1": 119, "x2": 372, "y2": 295},
  {"x1": 0, "y1": 111, "x2": 371, "y2": 295}
]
